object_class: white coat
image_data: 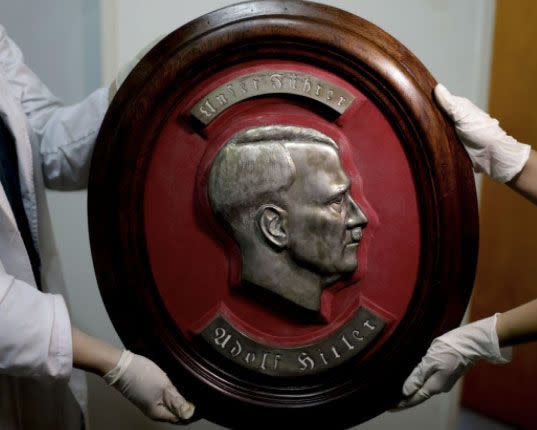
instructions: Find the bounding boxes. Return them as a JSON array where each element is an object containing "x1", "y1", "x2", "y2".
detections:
[{"x1": 0, "y1": 26, "x2": 108, "y2": 429}]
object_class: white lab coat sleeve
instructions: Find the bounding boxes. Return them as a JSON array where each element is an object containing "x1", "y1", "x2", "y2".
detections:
[
  {"x1": 35, "y1": 88, "x2": 108, "y2": 190},
  {"x1": 0, "y1": 271, "x2": 72, "y2": 380},
  {"x1": 0, "y1": 24, "x2": 109, "y2": 190}
]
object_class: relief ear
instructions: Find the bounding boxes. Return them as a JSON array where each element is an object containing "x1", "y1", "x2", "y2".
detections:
[{"x1": 258, "y1": 205, "x2": 288, "y2": 249}]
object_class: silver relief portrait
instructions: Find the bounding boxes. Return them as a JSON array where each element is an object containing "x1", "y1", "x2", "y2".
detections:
[{"x1": 207, "y1": 125, "x2": 368, "y2": 313}]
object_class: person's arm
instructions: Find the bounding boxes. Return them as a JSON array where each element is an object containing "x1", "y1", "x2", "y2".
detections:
[
  {"x1": 0, "y1": 24, "x2": 157, "y2": 192},
  {"x1": 72, "y1": 328, "x2": 195, "y2": 422},
  {"x1": 0, "y1": 24, "x2": 108, "y2": 190},
  {"x1": 396, "y1": 314, "x2": 511, "y2": 409},
  {"x1": 0, "y1": 25, "x2": 194, "y2": 421},
  {"x1": 397, "y1": 302, "x2": 537, "y2": 409},
  {"x1": 508, "y1": 151, "x2": 537, "y2": 205},
  {"x1": 396, "y1": 85, "x2": 537, "y2": 410},
  {"x1": 0, "y1": 270, "x2": 73, "y2": 379},
  {"x1": 0, "y1": 26, "x2": 165, "y2": 191},
  {"x1": 0, "y1": 267, "x2": 194, "y2": 421},
  {"x1": 71, "y1": 327, "x2": 121, "y2": 376},
  {"x1": 496, "y1": 298, "x2": 537, "y2": 347}
]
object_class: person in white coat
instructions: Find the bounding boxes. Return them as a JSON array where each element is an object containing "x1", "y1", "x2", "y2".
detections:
[
  {"x1": 398, "y1": 84, "x2": 537, "y2": 408},
  {"x1": 0, "y1": 26, "x2": 193, "y2": 428}
]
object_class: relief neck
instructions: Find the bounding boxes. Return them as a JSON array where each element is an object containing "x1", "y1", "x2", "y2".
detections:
[{"x1": 241, "y1": 246, "x2": 323, "y2": 312}]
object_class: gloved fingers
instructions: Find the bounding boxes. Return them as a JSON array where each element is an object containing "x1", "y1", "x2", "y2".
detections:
[
  {"x1": 398, "y1": 370, "x2": 438, "y2": 409},
  {"x1": 401, "y1": 364, "x2": 424, "y2": 398},
  {"x1": 434, "y1": 84, "x2": 456, "y2": 117},
  {"x1": 107, "y1": 351, "x2": 196, "y2": 422},
  {"x1": 420, "y1": 368, "x2": 457, "y2": 395},
  {"x1": 180, "y1": 402, "x2": 195, "y2": 420},
  {"x1": 163, "y1": 384, "x2": 195, "y2": 420},
  {"x1": 397, "y1": 366, "x2": 460, "y2": 410},
  {"x1": 434, "y1": 84, "x2": 483, "y2": 125},
  {"x1": 150, "y1": 404, "x2": 182, "y2": 423},
  {"x1": 397, "y1": 386, "x2": 431, "y2": 409},
  {"x1": 401, "y1": 354, "x2": 439, "y2": 397}
]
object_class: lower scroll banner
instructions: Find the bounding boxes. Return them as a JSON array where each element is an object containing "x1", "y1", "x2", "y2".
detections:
[{"x1": 199, "y1": 307, "x2": 385, "y2": 377}]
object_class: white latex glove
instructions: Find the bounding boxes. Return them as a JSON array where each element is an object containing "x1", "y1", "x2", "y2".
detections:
[
  {"x1": 108, "y1": 34, "x2": 165, "y2": 102},
  {"x1": 103, "y1": 350, "x2": 195, "y2": 422},
  {"x1": 397, "y1": 314, "x2": 511, "y2": 409},
  {"x1": 435, "y1": 84, "x2": 531, "y2": 183}
]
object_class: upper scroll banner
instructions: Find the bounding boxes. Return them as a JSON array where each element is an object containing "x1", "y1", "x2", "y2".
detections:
[{"x1": 191, "y1": 70, "x2": 356, "y2": 125}]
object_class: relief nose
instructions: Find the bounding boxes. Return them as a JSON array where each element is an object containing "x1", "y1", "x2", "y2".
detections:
[{"x1": 346, "y1": 197, "x2": 368, "y2": 229}]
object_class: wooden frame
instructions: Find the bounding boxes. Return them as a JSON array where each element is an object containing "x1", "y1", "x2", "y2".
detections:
[{"x1": 89, "y1": 1, "x2": 478, "y2": 427}]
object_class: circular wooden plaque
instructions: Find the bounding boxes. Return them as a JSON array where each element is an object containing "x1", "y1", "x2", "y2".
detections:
[{"x1": 89, "y1": 1, "x2": 478, "y2": 428}]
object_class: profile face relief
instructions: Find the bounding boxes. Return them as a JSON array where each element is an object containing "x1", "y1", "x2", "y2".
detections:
[{"x1": 208, "y1": 125, "x2": 368, "y2": 313}]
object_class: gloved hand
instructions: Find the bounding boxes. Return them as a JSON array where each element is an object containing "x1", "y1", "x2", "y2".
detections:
[
  {"x1": 435, "y1": 84, "x2": 531, "y2": 183},
  {"x1": 103, "y1": 350, "x2": 195, "y2": 422},
  {"x1": 108, "y1": 34, "x2": 165, "y2": 102},
  {"x1": 397, "y1": 314, "x2": 511, "y2": 409}
]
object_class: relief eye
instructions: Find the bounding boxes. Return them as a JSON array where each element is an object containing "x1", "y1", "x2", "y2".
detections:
[{"x1": 329, "y1": 195, "x2": 344, "y2": 210}]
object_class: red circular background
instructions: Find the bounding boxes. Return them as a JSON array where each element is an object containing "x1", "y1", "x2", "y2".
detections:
[{"x1": 143, "y1": 60, "x2": 420, "y2": 349}]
